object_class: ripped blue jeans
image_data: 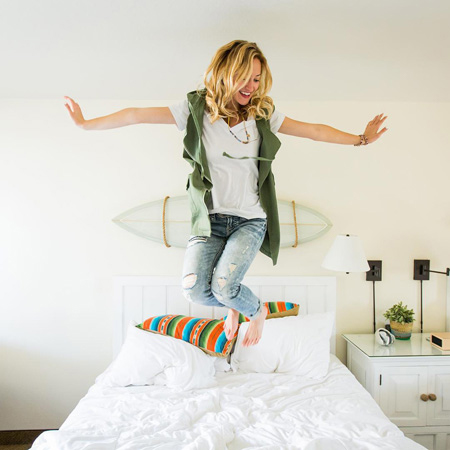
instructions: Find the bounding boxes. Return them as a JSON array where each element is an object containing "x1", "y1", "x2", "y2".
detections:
[{"x1": 181, "y1": 213, "x2": 267, "y2": 320}]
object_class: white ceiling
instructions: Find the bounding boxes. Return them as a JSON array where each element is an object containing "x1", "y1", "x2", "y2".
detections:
[{"x1": 1, "y1": 0, "x2": 450, "y2": 102}]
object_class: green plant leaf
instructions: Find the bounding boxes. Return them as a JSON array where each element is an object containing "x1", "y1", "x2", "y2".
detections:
[{"x1": 383, "y1": 301, "x2": 415, "y2": 324}]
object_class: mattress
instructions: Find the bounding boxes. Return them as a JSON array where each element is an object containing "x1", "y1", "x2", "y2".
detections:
[{"x1": 30, "y1": 355, "x2": 424, "y2": 449}]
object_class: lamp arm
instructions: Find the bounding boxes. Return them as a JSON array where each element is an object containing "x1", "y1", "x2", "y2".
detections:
[{"x1": 424, "y1": 268, "x2": 450, "y2": 276}]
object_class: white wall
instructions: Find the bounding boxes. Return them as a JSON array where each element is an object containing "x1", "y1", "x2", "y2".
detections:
[{"x1": 0, "y1": 99, "x2": 449, "y2": 429}]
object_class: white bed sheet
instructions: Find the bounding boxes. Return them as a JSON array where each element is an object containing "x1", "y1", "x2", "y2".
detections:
[{"x1": 31, "y1": 355, "x2": 424, "y2": 450}]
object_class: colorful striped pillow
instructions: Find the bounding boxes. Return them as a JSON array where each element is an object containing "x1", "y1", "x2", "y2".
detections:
[
  {"x1": 137, "y1": 315, "x2": 236, "y2": 358},
  {"x1": 137, "y1": 302, "x2": 299, "y2": 358},
  {"x1": 226, "y1": 301, "x2": 299, "y2": 323}
]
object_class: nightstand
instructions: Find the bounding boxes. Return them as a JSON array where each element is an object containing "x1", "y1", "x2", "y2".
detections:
[{"x1": 343, "y1": 333, "x2": 450, "y2": 450}]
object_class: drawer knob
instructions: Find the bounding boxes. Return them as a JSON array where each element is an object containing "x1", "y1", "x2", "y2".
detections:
[
  {"x1": 428, "y1": 393, "x2": 437, "y2": 401},
  {"x1": 420, "y1": 394, "x2": 429, "y2": 402}
]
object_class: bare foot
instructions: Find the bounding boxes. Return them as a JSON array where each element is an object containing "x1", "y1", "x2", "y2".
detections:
[
  {"x1": 223, "y1": 308, "x2": 240, "y2": 340},
  {"x1": 242, "y1": 304, "x2": 268, "y2": 347}
]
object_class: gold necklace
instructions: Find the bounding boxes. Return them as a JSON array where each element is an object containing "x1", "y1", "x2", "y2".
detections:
[{"x1": 227, "y1": 114, "x2": 251, "y2": 144}]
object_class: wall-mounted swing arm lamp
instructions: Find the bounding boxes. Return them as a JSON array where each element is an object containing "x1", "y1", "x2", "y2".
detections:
[
  {"x1": 414, "y1": 260, "x2": 450, "y2": 333},
  {"x1": 366, "y1": 261, "x2": 382, "y2": 333},
  {"x1": 321, "y1": 234, "x2": 370, "y2": 274},
  {"x1": 322, "y1": 234, "x2": 374, "y2": 329}
]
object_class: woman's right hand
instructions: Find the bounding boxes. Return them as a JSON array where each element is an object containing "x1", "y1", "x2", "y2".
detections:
[{"x1": 63, "y1": 96, "x2": 86, "y2": 128}]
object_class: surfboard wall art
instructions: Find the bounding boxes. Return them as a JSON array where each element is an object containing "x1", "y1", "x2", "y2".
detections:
[{"x1": 112, "y1": 196, "x2": 332, "y2": 248}]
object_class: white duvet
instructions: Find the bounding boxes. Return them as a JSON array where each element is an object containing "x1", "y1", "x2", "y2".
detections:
[{"x1": 31, "y1": 355, "x2": 424, "y2": 450}]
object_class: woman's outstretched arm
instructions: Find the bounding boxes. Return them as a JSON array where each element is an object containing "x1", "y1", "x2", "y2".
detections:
[
  {"x1": 278, "y1": 114, "x2": 388, "y2": 145},
  {"x1": 63, "y1": 96, "x2": 176, "y2": 130}
]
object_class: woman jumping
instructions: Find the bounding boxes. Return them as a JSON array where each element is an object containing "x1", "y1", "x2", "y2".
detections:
[{"x1": 64, "y1": 39, "x2": 388, "y2": 348}]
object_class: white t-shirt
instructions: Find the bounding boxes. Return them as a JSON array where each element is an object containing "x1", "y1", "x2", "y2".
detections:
[{"x1": 170, "y1": 99, "x2": 285, "y2": 219}]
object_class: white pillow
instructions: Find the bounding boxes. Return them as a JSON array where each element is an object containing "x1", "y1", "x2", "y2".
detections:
[
  {"x1": 95, "y1": 322, "x2": 217, "y2": 390},
  {"x1": 230, "y1": 312, "x2": 335, "y2": 379},
  {"x1": 212, "y1": 356, "x2": 231, "y2": 372}
]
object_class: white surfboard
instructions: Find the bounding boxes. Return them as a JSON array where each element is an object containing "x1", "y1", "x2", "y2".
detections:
[{"x1": 112, "y1": 196, "x2": 332, "y2": 248}]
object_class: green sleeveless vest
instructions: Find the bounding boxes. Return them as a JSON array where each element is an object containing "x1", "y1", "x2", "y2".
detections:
[{"x1": 183, "y1": 89, "x2": 282, "y2": 265}]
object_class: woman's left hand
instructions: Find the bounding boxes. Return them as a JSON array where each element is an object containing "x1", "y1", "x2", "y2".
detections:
[{"x1": 363, "y1": 114, "x2": 388, "y2": 143}]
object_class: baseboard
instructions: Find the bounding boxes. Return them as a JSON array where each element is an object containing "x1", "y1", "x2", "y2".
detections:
[{"x1": 0, "y1": 430, "x2": 55, "y2": 445}]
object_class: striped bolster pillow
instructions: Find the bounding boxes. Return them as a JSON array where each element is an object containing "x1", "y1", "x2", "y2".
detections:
[
  {"x1": 137, "y1": 315, "x2": 235, "y2": 358},
  {"x1": 137, "y1": 302, "x2": 299, "y2": 358},
  {"x1": 225, "y1": 301, "x2": 300, "y2": 324}
]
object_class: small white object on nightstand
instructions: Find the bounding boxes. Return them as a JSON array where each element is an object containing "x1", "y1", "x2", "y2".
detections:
[{"x1": 375, "y1": 328, "x2": 395, "y2": 346}]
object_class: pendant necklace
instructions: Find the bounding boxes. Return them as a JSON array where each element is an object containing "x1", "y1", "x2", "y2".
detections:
[{"x1": 227, "y1": 113, "x2": 251, "y2": 144}]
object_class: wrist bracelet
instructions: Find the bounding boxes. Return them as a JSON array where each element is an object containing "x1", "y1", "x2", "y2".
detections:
[{"x1": 354, "y1": 134, "x2": 369, "y2": 146}]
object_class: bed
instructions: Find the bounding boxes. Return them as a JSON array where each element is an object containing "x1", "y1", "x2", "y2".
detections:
[{"x1": 30, "y1": 276, "x2": 425, "y2": 449}]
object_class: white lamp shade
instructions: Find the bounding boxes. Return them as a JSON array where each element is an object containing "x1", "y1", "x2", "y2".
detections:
[{"x1": 322, "y1": 234, "x2": 370, "y2": 273}]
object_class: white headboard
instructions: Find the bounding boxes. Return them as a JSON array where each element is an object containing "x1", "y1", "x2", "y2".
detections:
[{"x1": 113, "y1": 276, "x2": 337, "y2": 357}]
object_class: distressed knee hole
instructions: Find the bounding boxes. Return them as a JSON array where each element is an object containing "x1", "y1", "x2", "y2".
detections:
[
  {"x1": 187, "y1": 236, "x2": 207, "y2": 248},
  {"x1": 217, "y1": 277, "x2": 227, "y2": 290},
  {"x1": 182, "y1": 273, "x2": 197, "y2": 289},
  {"x1": 228, "y1": 263, "x2": 237, "y2": 274}
]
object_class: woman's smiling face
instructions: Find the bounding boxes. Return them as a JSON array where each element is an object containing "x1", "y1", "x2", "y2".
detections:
[{"x1": 231, "y1": 57, "x2": 261, "y2": 109}]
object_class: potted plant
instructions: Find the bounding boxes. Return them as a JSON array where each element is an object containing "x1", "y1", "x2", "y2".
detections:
[{"x1": 383, "y1": 301, "x2": 415, "y2": 340}]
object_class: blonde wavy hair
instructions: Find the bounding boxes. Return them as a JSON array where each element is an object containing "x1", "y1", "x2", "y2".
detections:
[{"x1": 198, "y1": 40, "x2": 274, "y2": 124}]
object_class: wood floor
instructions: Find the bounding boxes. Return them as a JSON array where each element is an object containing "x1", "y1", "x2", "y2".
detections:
[
  {"x1": 0, "y1": 446, "x2": 30, "y2": 450},
  {"x1": 0, "y1": 430, "x2": 47, "y2": 449}
]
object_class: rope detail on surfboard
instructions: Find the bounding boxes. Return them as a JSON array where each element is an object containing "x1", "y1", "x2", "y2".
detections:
[
  {"x1": 163, "y1": 196, "x2": 171, "y2": 247},
  {"x1": 292, "y1": 200, "x2": 298, "y2": 248}
]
